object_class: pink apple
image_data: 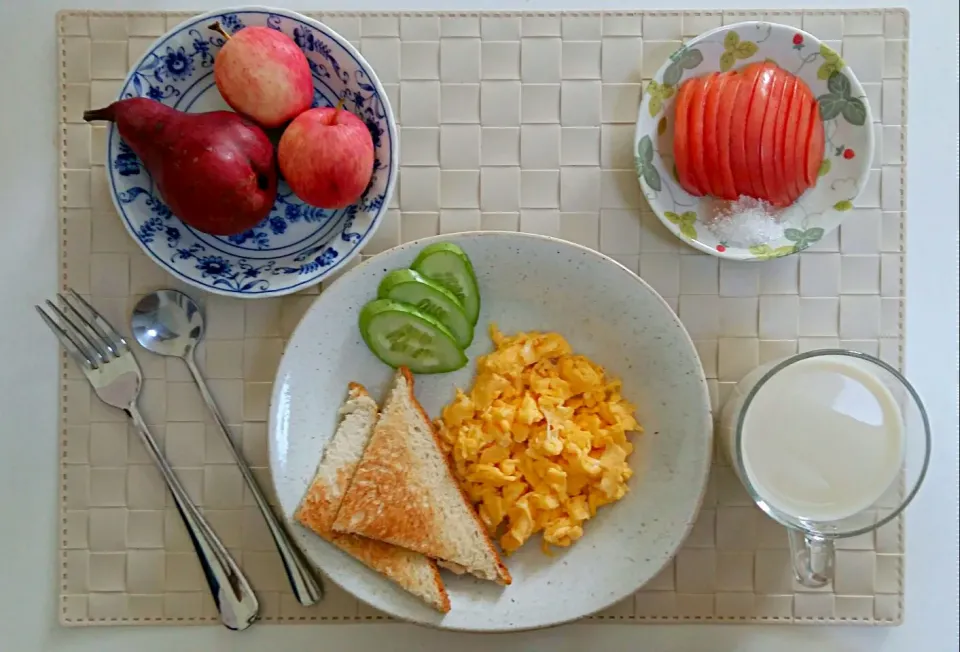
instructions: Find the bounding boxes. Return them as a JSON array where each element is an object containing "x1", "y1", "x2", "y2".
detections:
[
  {"x1": 278, "y1": 105, "x2": 375, "y2": 209},
  {"x1": 212, "y1": 24, "x2": 313, "y2": 128}
]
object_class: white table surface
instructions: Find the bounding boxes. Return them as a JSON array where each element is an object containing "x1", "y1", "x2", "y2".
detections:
[{"x1": 0, "y1": 0, "x2": 956, "y2": 650}]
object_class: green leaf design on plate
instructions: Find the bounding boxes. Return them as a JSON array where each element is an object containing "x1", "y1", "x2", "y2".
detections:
[
  {"x1": 663, "y1": 61, "x2": 683, "y2": 87},
  {"x1": 817, "y1": 54, "x2": 846, "y2": 82},
  {"x1": 817, "y1": 74, "x2": 865, "y2": 126},
  {"x1": 720, "y1": 51, "x2": 736, "y2": 72},
  {"x1": 636, "y1": 135, "x2": 661, "y2": 191},
  {"x1": 827, "y1": 71, "x2": 852, "y2": 98},
  {"x1": 720, "y1": 33, "x2": 757, "y2": 71},
  {"x1": 834, "y1": 200, "x2": 853, "y2": 211},
  {"x1": 735, "y1": 41, "x2": 758, "y2": 59},
  {"x1": 749, "y1": 244, "x2": 796, "y2": 260},
  {"x1": 646, "y1": 81, "x2": 675, "y2": 117},
  {"x1": 817, "y1": 93, "x2": 847, "y2": 121},
  {"x1": 649, "y1": 95, "x2": 662, "y2": 117},
  {"x1": 817, "y1": 61, "x2": 837, "y2": 80},
  {"x1": 665, "y1": 211, "x2": 698, "y2": 239},
  {"x1": 657, "y1": 117, "x2": 668, "y2": 135},
  {"x1": 643, "y1": 166, "x2": 662, "y2": 192},
  {"x1": 841, "y1": 97, "x2": 867, "y2": 126},
  {"x1": 820, "y1": 43, "x2": 841, "y2": 63},
  {"x1": 680, "y1": 48, "x2": 703, "y2": 69},
  {"x1": 818, "y1": 159, "x2": 831, "y2": 177},
  {"x1": 637, "y1": 135, "x2": 654, "y2": 165},
  {"x1": 783, "y1": 227, "x2": 824, "y2": 250}
]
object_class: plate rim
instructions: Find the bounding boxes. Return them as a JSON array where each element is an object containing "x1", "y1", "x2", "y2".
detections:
[
  {"x1": 633, "y1": 20, "x2": 875, "y2": 262},
  {"x1": 267, "y1": 230, "x2": 714, "y2": 631},
  {"x1": 104, "y1": 4, "x2": 399, "y2": 298}
]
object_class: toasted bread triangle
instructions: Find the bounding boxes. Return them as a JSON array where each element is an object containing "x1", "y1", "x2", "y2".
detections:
[
  {"x1": 333, "y1": 369, "x2": 511, "y2": 585},
  {"x1": 295, "y1": 382, "x2": 450, "y2": 613}
]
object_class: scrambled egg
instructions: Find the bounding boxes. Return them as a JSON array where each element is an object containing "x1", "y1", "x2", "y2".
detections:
[{"x1": 436, "y1": 325, "x2": 641, "y2": 554}]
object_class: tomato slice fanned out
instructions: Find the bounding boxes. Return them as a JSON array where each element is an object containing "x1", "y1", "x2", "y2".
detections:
[
  {"x1": 713, "y1": 71, "x2": 741, "y2": 201},
  {"x1": 760, "y1": 69, "x2": 790, "y2": 207},
  {"x1": 687, "y1": 74, "x2": 715, "y2": 198},
  {"x1": 789, "y1": 96, "x2": 814, "y2": 205},
  {"x1": 728, "y1": 63, "x2": 765, "y2": 199},
  {"x1": 702, "y1": 72, "x2": 729, "y2": 198},
  {"x1": 804, "y1": 100, "x2": 825, "y2": 188},
  {"x1": 744, "y1": 63, "x2": 778, "y2": 202},
  {"x1": 775, "y1": 76, "x2": 800, "y2": 206},
  {"x1": 672, "y1": 78, "x2": 700, "y2": 196}
]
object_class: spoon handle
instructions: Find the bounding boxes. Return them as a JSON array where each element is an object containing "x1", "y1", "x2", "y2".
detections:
[
  {"x1": 127, "y1": 405, "x2": 260, "y2": 630},
  {"x1": 185, "y1": 356, "x2": 325, "y2": 607}
]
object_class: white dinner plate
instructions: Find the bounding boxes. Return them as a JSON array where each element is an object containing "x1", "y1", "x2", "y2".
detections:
[{"x1": 268, "y1": 232, "x2": 712, "y2": 631}]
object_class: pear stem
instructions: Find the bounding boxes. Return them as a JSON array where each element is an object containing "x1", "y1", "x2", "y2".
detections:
[
  {"x1": 208, "y1": 22, "x2": 231, "y2": 41},
  {"x1": 83, "y1": 107, "x2": 114, "y2": 123}
]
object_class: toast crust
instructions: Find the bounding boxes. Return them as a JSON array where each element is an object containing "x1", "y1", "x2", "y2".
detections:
[
  {"x1": 295, "y1": 382, "x2": 451, "y2": 613},
  {"x1": 333, "y1": 369, "x2": 511, "y2": 585},
  {"x1": 399, "y1": 369, "x2": 511, "y2": 586}
]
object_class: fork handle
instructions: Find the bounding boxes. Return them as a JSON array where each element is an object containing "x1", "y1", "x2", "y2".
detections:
[{"x1": 127, "y1": 406, "x2": 260, "y2": 630}]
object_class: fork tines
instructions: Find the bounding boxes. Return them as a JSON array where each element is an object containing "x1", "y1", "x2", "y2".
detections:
[{"x1": 36, "y1": 288, "x2": 128, "y2": 369}]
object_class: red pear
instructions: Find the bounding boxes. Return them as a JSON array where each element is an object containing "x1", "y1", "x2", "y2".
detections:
[
  {"x1": 210, "y1": 22, "x2": 314, "y2": 128},
  {"x1": 278, "y1": 104, "x2": 374, "y2": 209},
  {"x1": 85, "y1": 98, "x2": 278, "y2": 236}
]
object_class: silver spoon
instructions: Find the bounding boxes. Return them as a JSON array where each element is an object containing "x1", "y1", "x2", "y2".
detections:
[{"x1": 131, "y1": 289, "x2": 324, "y2": 607}]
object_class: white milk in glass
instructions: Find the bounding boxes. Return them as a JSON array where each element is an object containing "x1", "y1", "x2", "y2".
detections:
[{"x1": 720, "y1": 356, "x2": 905, "y2": 523}]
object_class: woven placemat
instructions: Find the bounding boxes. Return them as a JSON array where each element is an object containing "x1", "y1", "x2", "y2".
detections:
[{"x1": 56, "y1": 8, "x2": 908, "y2": 625}]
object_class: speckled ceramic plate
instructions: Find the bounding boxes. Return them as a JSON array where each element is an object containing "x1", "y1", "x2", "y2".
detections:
[
  {"x1": 634, "y1": 21, "x2": 874, "y2": 261},
  {"x1": 269, "y1": 231, "x2": 712, "y2": 631}
]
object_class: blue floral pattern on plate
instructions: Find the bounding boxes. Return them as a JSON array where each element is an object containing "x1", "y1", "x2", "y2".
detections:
[{"x1": 106, "y1": 8, "x2": 397, "y2": 297}]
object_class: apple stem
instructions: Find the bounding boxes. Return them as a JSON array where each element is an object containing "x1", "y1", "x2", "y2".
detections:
[
  {"x1": 208, "y1": 22, "x2": 231, "y2": 41},
  {"x1": 333, "y1": 98, "x2": 345, "y2": 124}
]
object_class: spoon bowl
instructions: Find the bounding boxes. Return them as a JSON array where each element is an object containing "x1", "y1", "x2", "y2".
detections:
[
  {"x1": 131, "y1": 290, "x2": 204, "y2": 358},
  {"x1": 130, "y1": 288, "x2": 325, "y2": 606}
]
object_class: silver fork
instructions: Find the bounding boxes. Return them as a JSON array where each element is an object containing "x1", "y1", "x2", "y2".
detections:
[{"x1": 38, "y1": 289, "x2": 259, "y2": 631}]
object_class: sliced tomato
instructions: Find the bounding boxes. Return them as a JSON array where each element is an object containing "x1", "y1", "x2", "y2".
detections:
[
  {"x1": 774, "y1": 76, "x2": 800, "y2": 206},
  {"x1": 729, "y1": 63, "x2": 766, "y2": 198},
  {"x1": 713, "y1": 71, "x2": 741, "y2": 200},
  {"x1": 744, "y1": 63, "x2": 778, "y2": 202},
  {"x1": 789, "y1": 96, "x2": 814, "y2": 204},
  {"x1": 708, "y1": 71, "x2": 743, "y2": 200},
  {"x1": 782, "y1": 79, "x2": 809, "y2": 203},
  {"x1": 672, "y1": 78, "x2": 699, "y2": 196},
  {"x1": 759, "y1": 69, "x2": 789, "y2": 206},
  {"x1": 702, "y1": 72, "x2": 728, "y2": 198},
  {"x1": 804, "y1": 100, "x2": 825, "y2": 188},
  {"x1": 687, "y1": 74, "x2": 714, "y2": 198}
]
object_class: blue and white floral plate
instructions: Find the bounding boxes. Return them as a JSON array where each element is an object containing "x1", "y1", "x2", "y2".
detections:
[
  {"x1": 634, "y1": 21, "x2": 873, "y2": 261},
  {"x1": 106, "y1": 6, "x2": 397, "y2": 296}
]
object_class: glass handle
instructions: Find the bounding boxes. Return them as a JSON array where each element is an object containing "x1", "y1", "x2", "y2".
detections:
[{"x1": 787, "y1": 529, "x2": 834, "y2": 588}]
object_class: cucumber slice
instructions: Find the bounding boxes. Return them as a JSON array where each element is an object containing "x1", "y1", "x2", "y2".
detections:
[
  {"x1": 377, "y1": 269, "x2": 474, "y2": 349},
  {"x1": 410, "y1": 243, "x2": 481, "y2": 325},
  {"x1": 358, "y1": 299, "x2": 468, "y2": 374}
]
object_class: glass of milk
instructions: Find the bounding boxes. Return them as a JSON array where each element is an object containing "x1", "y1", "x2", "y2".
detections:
[{"x1": 718, "y1": 349, "x2": 931, "y2": 587}]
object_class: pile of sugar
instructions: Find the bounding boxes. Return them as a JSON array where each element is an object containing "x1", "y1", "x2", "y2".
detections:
[{"x1": 706, "y1": 196, "x2": 784, "y2": 247}]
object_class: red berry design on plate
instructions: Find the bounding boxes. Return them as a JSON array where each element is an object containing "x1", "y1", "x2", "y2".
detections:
[
  {"x1": 793, "y1": 34, "x2": 803, "y2": 45},
  {"x1": 843, "y1": 148, "x2": 855, "y2": 159},
  {"x1": 716, "y1": 244, "x2": 726, "y2": 253}
]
